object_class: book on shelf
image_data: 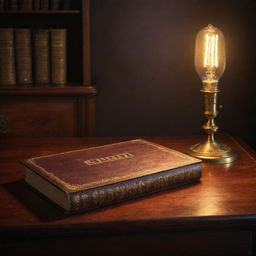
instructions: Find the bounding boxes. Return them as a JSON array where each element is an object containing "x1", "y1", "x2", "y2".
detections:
[
  {"x1": 8, "y1": 0, "x2": 18, "y2": 10},
  {"x1": 61, "y1": 0, "x2": 70, "y2": 10},
  {"x1": 50, "y1": 0, "x2": 59, "y2": 10},
  {"x1": 33, "y1": 0, "x2": 40, "y2": 10},
  {"x1": 0, "y1": 0, "x2": 4, "y2": 10},
  {"x1": 0, "y1": 28, "x2": 16, "y2": 86},
  {"x1": 50, "y1": 29, "x2": 67, "y2": 84},
  {"x1": 15, "y1": 29, "x2": 32, "y2": 84},
  {"x1": 40, "y1": 0, "x2": 49, "y2": 10},
  {"x1": 21, "y1": 139, "x2": 202, "y2": 214},
  {"x1": 19, "y1": 0, "x2": 33, "y2": 10},
  {"x1": 33, "y1": 29, "x2": 50, "y2": 84}
]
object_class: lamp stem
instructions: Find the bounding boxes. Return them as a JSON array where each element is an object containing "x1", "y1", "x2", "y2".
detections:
[
  {"x1": 202, "y1": 83, "x2": 219, "y2": 146},
  {"x1": 187, "y1": 83, "x2": 237, "y2": 164}
]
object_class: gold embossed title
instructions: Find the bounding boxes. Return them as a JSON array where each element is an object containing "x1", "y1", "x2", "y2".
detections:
[{"x1": 84, "y1": 152, "x2": 134, "y2": 166}]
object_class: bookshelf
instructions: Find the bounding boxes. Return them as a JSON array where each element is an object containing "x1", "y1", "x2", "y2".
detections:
[{"x1": 0, "y1": 0, "x2": 96, "y2": 137}]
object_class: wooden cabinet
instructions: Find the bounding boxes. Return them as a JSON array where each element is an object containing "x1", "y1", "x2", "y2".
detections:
[
  {"x1": 0, "y1": 0, "x2": 96, "y2": 137},
  {"x1": 0, "y1": 86, "x2": 96, "y2": 137}
]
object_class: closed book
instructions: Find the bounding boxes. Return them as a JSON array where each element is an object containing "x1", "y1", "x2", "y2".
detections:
[
  {"x1": 33, "y1": 29, "x2": 50, "y2": 84},
  {"x1": 19, "y1": 0, "x2": 33, "y2": 10},
  {"x1": 22, "y1": 139, "x2": 202, "y2": 214},
  {"x1": 33, "y1": 0, "x2": 40, "y2": 10},
  {"x1": 60, "y1": 0, "x2": 70, "y2": 10},
  {"x1": 0, "y1": 0, "x2": 4, "y2": 10},
  {"x1": 0, "y1": 28, "x2": 16, "y2": 86},
  {"x1": 8, "y1": 0, "x2": 18, "y2": 10},
  {"x1": 50, "y1": 0, "x2": 59, "y2": 10},
  {"x1": 15, "y1": 29, "x2": 32, "y2": 84},
  {"x1": 40, "y1": 0, "x2": 48, "y2": 10},
  {"x1": 50, "y1": 29, "x2": 66, "y2": 84}
]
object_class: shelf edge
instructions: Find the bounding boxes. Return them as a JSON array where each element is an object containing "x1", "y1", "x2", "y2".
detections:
[{"x1": 0, "y1": 86, "x2": 97, "y2": 96}]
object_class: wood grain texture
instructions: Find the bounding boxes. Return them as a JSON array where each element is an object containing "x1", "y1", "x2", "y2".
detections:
[
  {"x1": 0, "y1": 96, "x2": 78, "y2": 136},
  {"x1": 0, "y1": 134, "x2": 255, "y2": 255},
  {"x1": 0, "y1": 86, "x2": 96, "y2": 95},
  {"x1": 0, "y1": 135, "x2": 255, "y2": 230},
  {"x1": 0, "y1": 90, "x2": 96, "y2": 137},
  {"x1": 0, "y1": 10, "x2": 80, "y2": 13}
]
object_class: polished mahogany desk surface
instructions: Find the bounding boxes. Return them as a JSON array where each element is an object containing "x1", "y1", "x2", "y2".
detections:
[{"x1": 0, "y1": 135, "x2": 256, "y2": 256}]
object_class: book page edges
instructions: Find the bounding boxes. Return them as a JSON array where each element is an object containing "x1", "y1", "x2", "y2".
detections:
[{"x1": 25, "y1": 168, "x2": 70, "y2": 211}]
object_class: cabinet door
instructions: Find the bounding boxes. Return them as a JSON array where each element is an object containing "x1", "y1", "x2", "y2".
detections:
[{"x1": 0, "y1": 95, "x2": 81, "y2": 137}]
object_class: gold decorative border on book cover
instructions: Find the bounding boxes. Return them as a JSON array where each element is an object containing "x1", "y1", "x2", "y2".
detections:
[{"x1": 24, "y1": 139, "x2": 201, "y2": 193}]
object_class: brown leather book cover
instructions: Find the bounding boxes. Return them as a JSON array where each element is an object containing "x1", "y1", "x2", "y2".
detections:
[
  {"x1": 0, "y1": 0, "x2": 4, "y2": 10},
  {"x1": 22, "y1": 139, "x2": 202, "y2": 213},
  {"x1": 50, "y1": 29, "x2": 67, "y2": 85},
  {"x1": 40, "y1": 0, "x2": 48, "y2": 10},
  {"x1": 50, "y1": 0, "x2": 60, "y2": 10},
  {"x1": 19, "y1": 0, "x2": 33, "y2": 10},
  {"x1": 33, "y1": 0, "x2": 40, "y2": 10},
  {"x1": 33, "y1": 29, "x2": 50, "y2": 84},
  {"x1": 8, "y1": 0, "x2": 18, "y2": 10},
  {"x1": 0, "y1": 28, "x2": 16, "y2": 86},
  {"x1": 15, "y1": 29, "x2": 32, "y2": 84},
  {"x1": 61, "y1": 0, "x2": 70, "y2": 10}
]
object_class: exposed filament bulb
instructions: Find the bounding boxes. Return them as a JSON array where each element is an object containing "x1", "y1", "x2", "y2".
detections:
[{"x1": 195, "y1": 24, "x2": 225, "y2": 84}]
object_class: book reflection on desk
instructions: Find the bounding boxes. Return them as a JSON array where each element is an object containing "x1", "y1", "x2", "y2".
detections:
[{"x1": 21, "y1": 139, "x2": 202, "y2": 214}]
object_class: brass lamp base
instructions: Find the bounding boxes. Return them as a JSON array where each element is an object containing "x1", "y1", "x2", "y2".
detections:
[
  {"x1": 187, "y1": 82, "x2": 237, "y2": 164},
  {"x1": 187, "y1": 140, "x2": 237, "y2": 164}
]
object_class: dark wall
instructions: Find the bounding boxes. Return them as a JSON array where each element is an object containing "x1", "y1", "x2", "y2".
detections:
[{"x1": 91, "y1": 0, "x2": 256, "y2": 149}]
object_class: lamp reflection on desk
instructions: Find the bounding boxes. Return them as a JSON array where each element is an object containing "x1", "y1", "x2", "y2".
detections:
[{"x1": 187, "y1": 24, "x2": 237, "y2": 164}]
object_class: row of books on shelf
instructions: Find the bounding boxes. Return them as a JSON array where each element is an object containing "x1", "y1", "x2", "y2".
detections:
[
  {"x1": 0, "y1": 28, "x2": 67, "y2": 86},
  {"x1": 0, "y1": 0, "x2": 71, "y2": 10}
]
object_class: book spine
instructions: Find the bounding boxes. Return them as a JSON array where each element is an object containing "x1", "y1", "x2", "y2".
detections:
[
  {"x1": 50, "y1": 29, "x2": 66, "y2": 84},
  {"x1": 33, "y1": 0, "x2": 40, "y2": 10},
  {"x1": 0, "y1": 28, "x2": 16, "y2": 86},
  {"x1": 33, "y1": 29, "x2": 50, "y2": 84},
  {"x1": 0, "y1": 0, "x2": 4, "y2": 10},
  {"x1": 15, "y1": 29, "x2": 32, "y2": 84},
  {"x1": 69, "y1": 163, "x2": 202, "y2": 213},
  {"x1": 40, "y1": 0, "x2": 48, "y2": 10},
  {"x1": 60, "y1": 0, "x2": 70, "y2": 10},
  {"x1": 50, "y1": 0, "x2": 59, "y2": 10},
  {"x1": 8, "y1": 0, "x2": 18, "y2": 10},
  {"x1": 19, "y1": 0, "x2": 33, "y2": 10}
]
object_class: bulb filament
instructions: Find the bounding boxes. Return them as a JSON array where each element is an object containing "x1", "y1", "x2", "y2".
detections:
[{"x1": 204, "y1": 33, "x2": 218, "y2": 69}]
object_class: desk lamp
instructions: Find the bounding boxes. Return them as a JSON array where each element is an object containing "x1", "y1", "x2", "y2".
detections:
[{"x1": 187, "y1": 24, "x2": 237, "y2": 164}]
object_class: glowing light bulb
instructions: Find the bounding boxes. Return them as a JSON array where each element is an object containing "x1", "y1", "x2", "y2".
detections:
[
  {"x1": 195, "y1": 24, "x2": 225, "y2": 84},
  {"x1": 187, "y1": 24, "x2": 237, "y2": 164}
]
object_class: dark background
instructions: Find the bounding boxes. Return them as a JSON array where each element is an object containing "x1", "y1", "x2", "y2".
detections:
[{"x1": 91, "y1": 0, "x2": 256, "y2": 149}]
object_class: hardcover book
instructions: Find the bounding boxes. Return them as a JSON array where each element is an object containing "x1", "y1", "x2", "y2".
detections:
[
  {"x1": 50, "y1": 0, "x2": 60, "y2": 10},
  {"x1": 0, "y1": 0, "x2": 4, "y2": 10},
  {"x1": 8, "y1": 0, "x2": 18, "y2": 10},
  {"x1": 19, "y1": 0, "x2": 33, "y2": 10},
  {"x1": 22, "y1": 139, "x2": 202, "y2": 214},
  {"x1": 33, "y1": 0, "x2": 40, "y2": 10},
  {"x1": 61, "y1": 0, "x2": 70, "y2": 10},
  {"x1": 0, "y1": 28, "x2": 16, "y2": 86},
  {"x1": 15, "y1": 29, "x2": 32, "y2": 84},
  {"x1": 40, "y1": 0, "x2": 49, "y2": 10},
  {"x1": 33, "y1": 29, "x2": 50, "y2": 84},
  {"x1": 50, "y1": 29, "x2": 67, "y2": 84}
]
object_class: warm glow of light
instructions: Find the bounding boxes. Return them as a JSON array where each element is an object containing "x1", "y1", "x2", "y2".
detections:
[
  {"x1": 204, "y1": 33, "x2": 218, "y2": 69},
  {"x1": 195, "y1": 24, "x2": 225, "y2": 83}
]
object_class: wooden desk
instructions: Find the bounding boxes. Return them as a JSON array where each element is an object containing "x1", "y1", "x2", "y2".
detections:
[{"x1": 0, "y1": 135, "x2": 256, "y2": 256}]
